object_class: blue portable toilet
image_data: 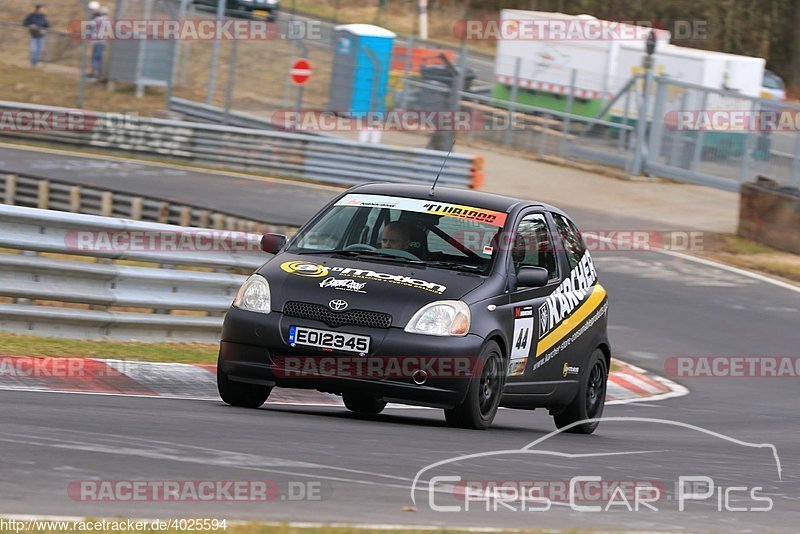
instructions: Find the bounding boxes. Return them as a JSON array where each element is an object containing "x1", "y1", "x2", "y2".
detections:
[{"x1": 328, "y1": 24, "x2": 396, "y2": 117}]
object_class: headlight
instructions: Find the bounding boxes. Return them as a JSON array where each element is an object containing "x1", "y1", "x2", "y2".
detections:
[
  {"x1": 232, "y1": 274, "x2": 271, "y2": 314},
  {"x1": 404, "y1": 300, "x2": 470, "y2": 337}
]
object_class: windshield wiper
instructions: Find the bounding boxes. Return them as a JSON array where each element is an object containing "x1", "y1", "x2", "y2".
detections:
[
  {"x1": 336, "y1": 250, "x2": 427, "y2": 264},
  {"x1": 297, "y1": 249, "x2": 425, "y2": 264},
  {"x1": 422, "y1": 260, "x2": 484, "y2": 273}
]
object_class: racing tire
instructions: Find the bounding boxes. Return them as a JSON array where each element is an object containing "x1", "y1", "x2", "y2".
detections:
[
  {"x1": 342, "y1": 392, "x2": 387, "y2": 415},
  {"x1": 553, "y1": 348, "x2": 607, "y2": 434},
  {"x1": 217, "y1": 360, "x2": 272, "y2": 408},
  {"x1": 444, "y1": 341, "x2": 505, "y2": 430}
]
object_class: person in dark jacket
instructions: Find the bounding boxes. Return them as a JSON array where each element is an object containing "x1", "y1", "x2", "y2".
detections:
[
  {"x1": 88, "y1": 6, "x2": 110, "y2": 79},
  {"x1": 22, "y1": 4, "x2": 50, "y2": 67}
]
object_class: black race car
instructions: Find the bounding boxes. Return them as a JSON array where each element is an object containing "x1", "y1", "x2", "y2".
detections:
[
  {"x1": 193, "y1": 0, "x2": 280, "y2": 22},
  {"x1": 218, "y1": 183, "x2": 610, "y2": 431}
]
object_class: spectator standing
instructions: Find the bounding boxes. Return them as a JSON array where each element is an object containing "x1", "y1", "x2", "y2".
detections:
[
  {"x1": 22, "y1": 4, "x2": 50, "y2": 67},
  {"x1": 88, "y1": 6, "x2": 110, "y2": 80}
]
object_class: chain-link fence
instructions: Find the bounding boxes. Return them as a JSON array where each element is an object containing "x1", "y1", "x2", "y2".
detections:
[
  {"x1": 391, "y1": 54, "x2": 800, "y2": 191},
  {"x1": 644, "y1": 78, "x2": 800, "y2": 190},
  {"x1": 3, "y1": 1, "x2": 800, "y2": 192},
  {"x1": 0, "y1": 20, "x2": 83, "y2": 67}
]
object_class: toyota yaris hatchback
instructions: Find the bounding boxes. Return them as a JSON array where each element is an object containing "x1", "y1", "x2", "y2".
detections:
[{"x1": 218, "y1": 183, "x2": 610, "y2": 431}]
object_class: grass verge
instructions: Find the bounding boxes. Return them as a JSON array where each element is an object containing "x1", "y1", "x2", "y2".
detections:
[
  {"x1": 0, "y1": 331, "x2": 218, "y2": 364},
  {"x1": 0, "y1": 61, "x2": 172, "y2": 114},
  {"x1": 699, "y1": 233, "x2": 800, "y2": 284}
]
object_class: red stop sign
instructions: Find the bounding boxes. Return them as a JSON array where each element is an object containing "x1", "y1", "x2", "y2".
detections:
[{"x1": 290, "y1": 59, "x2": 312, "y2": 85}]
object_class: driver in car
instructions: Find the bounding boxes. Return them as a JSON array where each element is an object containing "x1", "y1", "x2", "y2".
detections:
[{"x1": 380, "y1": 221, "x2": 412, "y2": 251}]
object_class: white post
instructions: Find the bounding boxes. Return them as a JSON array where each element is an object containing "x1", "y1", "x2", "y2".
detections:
[
  {"x1": 206, "y1": 0, "x2": 226, "y2": 104},
  {"x1": 418, "y1": 0, "x2": 428, "y2": 40}
]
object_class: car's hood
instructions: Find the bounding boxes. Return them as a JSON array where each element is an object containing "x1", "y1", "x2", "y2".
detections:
[{"x1": 258, "y1": 254, "x2": 485, "y2": 326}]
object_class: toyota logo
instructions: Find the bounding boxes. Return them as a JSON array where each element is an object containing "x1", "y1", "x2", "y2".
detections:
[{"x1": 329, "y1": 299, "x2": 348, "y2": 311}]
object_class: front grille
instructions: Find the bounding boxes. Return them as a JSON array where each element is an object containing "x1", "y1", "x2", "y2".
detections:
[{"x1": 283, "y1": 301, "x2": 392, "y2": 329}]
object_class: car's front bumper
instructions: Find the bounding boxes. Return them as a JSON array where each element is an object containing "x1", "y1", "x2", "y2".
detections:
[{"x1": 218, "y1": 307, "x2": 486, "y2": 409}]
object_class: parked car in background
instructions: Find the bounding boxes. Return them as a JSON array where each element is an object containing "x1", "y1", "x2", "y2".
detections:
[{"x1": 193, "y1": 0, "x2": 280, "y2": 22}]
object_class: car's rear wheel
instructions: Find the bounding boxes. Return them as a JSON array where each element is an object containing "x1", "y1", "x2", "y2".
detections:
[
  {"x1": 342, "y1": 392, "x2": 387, "y2": 414},
  {"x1": 444, "y1": 341, "x2": 505, "y2": 430},
  {"x1": 217, "y1": 358, "x2": 272, "y2": 408},
  {"x1": 553, "y1": 348, "x2": 607, "y2": 434}
]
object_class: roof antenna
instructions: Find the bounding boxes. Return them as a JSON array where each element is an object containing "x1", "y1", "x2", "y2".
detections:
[{"x1": 429, "y1": 136, "x2": 457, "y2": 196}]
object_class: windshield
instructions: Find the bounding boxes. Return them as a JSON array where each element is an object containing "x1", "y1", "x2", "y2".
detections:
[
  {"x1": 762, "y1": 71, "x2": 785, "y2": 90},
  {"x1": 288, "y1": 193, "x2": 509, "y2": 274}
]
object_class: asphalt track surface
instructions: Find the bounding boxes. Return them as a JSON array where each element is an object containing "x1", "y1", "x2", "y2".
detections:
[
  {"x1": 0, "y1": 145, "x2": 336, "y2": 227},
  {"x1": 1, "y1": 146, "x2": 799, "y2": 531}
]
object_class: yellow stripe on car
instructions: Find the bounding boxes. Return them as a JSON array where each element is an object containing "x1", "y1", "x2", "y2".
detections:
[{"x1": 536, "y1": 284, "x2": 608, "y2": 357}]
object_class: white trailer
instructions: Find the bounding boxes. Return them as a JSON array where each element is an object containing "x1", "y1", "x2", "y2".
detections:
[
  {"x1": 492, "y1": 9, "x2": 765, "y2": 120},
  {"x1": 613, "y1": 41, "x2": 765, "y2": 118}
]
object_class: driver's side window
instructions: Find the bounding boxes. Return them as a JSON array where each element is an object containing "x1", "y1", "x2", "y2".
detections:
[
  {"x1": 512, "y1": 213, "x2": 558, "y2": 280},
  {"x1": 295, "y1": 206, "x2": 356, "y2": 250}
]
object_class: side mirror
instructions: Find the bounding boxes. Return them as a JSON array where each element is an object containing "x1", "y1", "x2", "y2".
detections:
[
  {"x1": 260, "y1": 233, "x2": 287, "y2": 254},
  {"x1": 516, "y1": 266, "x2": 549, "y2": 288}
]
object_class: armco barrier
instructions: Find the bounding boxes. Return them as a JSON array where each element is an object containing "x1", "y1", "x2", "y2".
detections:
[
  {"x1": 0, "y1": 204, "x2": 268, "y2": 342},
  {"x1": 1, "y1": 171, "x2": 292, "y2": 234},
  {"x1": 168, "y1": 97, "x2": 314, "y2": 134},
  {"x1": 0, "y1": 101, "x2": 484, "y2": 189}
]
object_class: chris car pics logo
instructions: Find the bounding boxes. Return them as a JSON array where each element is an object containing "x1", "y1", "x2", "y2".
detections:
[{"x1": 281, "y1": 261, "x2": 329, "y2": 277}]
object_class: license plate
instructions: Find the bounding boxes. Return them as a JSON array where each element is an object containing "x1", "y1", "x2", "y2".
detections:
[
  {"x1": 289, "y1": 326, "x2": 370, "y2": 354},
  {"x1": 253, "y1": 10, "x2": 268, "y2": 16}
]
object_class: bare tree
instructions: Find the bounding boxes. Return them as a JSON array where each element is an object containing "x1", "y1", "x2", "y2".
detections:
[{"x1": 791, "y1": 0, "x2": 800, "y2": 87}]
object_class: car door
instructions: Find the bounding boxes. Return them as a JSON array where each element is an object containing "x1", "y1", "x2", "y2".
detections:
[
  {"x1": 542, "y1": 212, "x2": 605, "y2": 383},
  {"x1": 500, "y1": 210, "x2": 563, "y2": 393}
]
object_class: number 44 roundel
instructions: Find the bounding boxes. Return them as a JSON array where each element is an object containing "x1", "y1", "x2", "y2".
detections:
[{"x1": 510, "y1": 305, "x2": 535, "y2": 361}]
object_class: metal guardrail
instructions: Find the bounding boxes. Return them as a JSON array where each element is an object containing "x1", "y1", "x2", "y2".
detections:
[
  {"x1": 1, "y1": 171, "x2": 291, "y2": 234},
  {"x1": 168, "y1": 97, "x2": 321, "y2": 134},
  {"x1": 0, "y1": 101, "x2": 484, "y2": 189},
  {"x1": 0, "y1": 204, "x2": 268, "y2": 342}
]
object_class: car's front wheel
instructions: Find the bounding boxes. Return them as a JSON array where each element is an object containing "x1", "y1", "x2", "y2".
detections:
[
  {"x1": 552, "y1": 348, "x2": 607, "y2": 434},
  {"x1": 217, "y1": 358, "x2": 272, "y2": 408},
  {"x1": 342, "y1": 392, "x2": 386, "y2": 414},
  {"x1": 444, "y1": 341, "x2": 505, "y2": 430}
]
